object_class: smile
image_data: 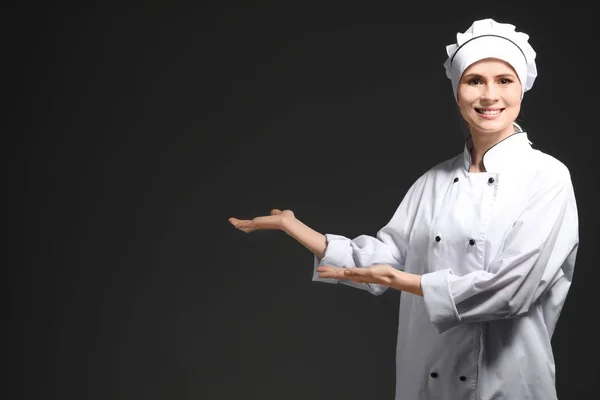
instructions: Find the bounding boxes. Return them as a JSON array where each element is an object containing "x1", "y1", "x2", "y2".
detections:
[{"x1": 475, "y1": 108, "x2": 504, "y2": 115}]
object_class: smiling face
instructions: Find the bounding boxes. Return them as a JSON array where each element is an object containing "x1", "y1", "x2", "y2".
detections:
[{"x1": 457, "y1": 58, "x2": 522, "y2": 140}]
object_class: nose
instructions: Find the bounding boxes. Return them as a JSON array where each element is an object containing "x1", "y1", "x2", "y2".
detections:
[{"x1": 481, "y1": 84, "x2": 498, "y2": 102}]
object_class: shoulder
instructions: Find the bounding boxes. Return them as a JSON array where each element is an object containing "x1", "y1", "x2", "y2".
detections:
[
  {"x1": 522, "y1": 148, "x2": 577, "y2": 206},
  {"x1": 528, "y1": 148, "x2": 573, "y2": 187}
]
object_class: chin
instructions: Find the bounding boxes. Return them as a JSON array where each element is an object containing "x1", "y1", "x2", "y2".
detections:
[{"x1": 471, "y1": 124, "x2": 515, "y2": 136}]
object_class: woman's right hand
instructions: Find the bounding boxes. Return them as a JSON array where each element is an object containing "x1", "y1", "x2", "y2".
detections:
[{"x1": 228, "y1": 209, "x2": 295, "y2": 233}]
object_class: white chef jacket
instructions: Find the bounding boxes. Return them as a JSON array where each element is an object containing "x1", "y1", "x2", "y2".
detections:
[{"x1": 312, "y1": 132, "x2": 579, "y2": 400}]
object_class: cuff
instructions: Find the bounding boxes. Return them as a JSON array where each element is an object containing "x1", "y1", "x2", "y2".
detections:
[
  {"x1": 421, "y1": 269, "x2": 461, "y2": 333},
  {"x1": 311, "y1": 234, "x2": 350, "y2": 284}
]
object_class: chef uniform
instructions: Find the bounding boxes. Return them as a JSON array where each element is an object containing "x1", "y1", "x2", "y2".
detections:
[{"x1": 312, "y1": 18, "x2": 579, "y2": 400}]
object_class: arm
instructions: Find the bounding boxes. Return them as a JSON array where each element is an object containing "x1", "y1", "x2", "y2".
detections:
[
  {"x1": 230, "y1": 173, "x2": 428, "y2": 295},
  {"x1": 281, "y1": 212, "x2": 408, "y2": 295},
  {"x1": 230, "y1": 209, "x2": 329, "y2": 259},
  {"x1": 281, "y1": 217, "x2": 327, "y2": 259},
  {"x1": 311, "y1": 174, "x2": 428, "y2": 294},
  {"x1": 389, "y1": 268, "x2": 424, "y2": 296},
  {"x1": 230, "y1": 209, "x2": 327, "y2": 259},
  {"x1": 317, "y1": 264, "x2": 424, "y2": 296},
  {"x1": 420, "y1": 175, "x2": 579, "y2": 334}
]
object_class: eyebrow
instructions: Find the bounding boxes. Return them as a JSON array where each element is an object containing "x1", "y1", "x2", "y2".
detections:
[{"x1": 462, "y1": 73, "x2": 517, "y2": 80}]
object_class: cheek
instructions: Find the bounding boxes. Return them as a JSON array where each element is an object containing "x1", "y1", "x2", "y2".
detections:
[
  {"x1": 456, "y1": 95, "x2": 474, "y2": 115},
  {"x1": 458, "y1": 103, "x2": 471, "y2": 117},
  {"x1": 457, "y1": 86, "x2": 478, "y2": 104},
  {"x1": 457, "y1": 104, "x2": 475, "y2": 123},
  {"x1": 506, "y1": 92, "x2": 522, "y2": 110},
  {"x1": 507, "y1": 86, "x2": 522, "y2": 105},
  {"x1": 508, "y1": 105, "x2": 521, "y2": 120}
]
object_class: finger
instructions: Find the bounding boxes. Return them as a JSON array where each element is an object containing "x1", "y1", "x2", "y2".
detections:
[
  {"x1": 229, "y1": 217, "x2": 249, "y2": 226},
  {"x1": 319, "y1": 271, "x2": 344, "y2": 279},
  {"x1": 317, "y1": 265, "x2": 344, "y2": 278},
  {"x1": 229, "y1": 218, "x2": 256, "y2": 233},
  {"x1": 339, "y1": 270, "x2": 369, "y2": 283},
  {"x1": 316, "y1": 266, "x2": 338, "y2": 272},
  {"x1": 271, "y1": 209, "x2": 282, "y2": 215},
  {"x1": 343, "y1": 268, "x2": 363, "y2": 276}
]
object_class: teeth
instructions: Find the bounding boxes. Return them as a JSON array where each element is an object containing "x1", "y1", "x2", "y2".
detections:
[{"x1": 479, "y1": 109, "x2": 502, "y2": 115}]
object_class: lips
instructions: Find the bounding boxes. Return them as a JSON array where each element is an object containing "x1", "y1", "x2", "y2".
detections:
[{"x1": 475, "y1": 108, "x2": 504, "y2": 115}]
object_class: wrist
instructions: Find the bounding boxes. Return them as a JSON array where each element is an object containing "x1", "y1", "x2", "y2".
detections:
[
  {"x1": 280, "y1": 215, "x2": 296, "y2": 234},
  {"x1": 389, "y1": 268, "x2": 423, "y2": 296}
]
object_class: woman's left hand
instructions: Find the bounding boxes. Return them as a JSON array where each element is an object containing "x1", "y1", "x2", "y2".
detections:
[{"x1": 316, "y1": 264, "x2": 395, "y2": 286}]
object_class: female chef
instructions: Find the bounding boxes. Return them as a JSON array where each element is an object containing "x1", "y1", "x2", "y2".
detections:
[{"x1": 229, "y1": 18, "x2": 579, "y2": 400}]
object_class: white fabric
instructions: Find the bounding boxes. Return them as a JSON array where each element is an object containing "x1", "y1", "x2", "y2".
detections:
[
  {"x1": 312, "y1": 132, "x2": 579, "y2": 400},
  {"x1": 443, "y1": 18, "x2": 538, "y2": 100}
]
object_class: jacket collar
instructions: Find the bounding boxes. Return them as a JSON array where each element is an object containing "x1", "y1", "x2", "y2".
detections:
[{"x1": 462, "y1": 132, "x2": 533, "y2": 173}]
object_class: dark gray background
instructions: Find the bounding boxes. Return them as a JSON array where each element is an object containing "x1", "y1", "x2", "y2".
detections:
[{"x1": 19, "y1": 1, "x2": 598, "y2": 399}]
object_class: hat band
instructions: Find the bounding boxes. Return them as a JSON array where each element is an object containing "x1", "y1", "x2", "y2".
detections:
[{"x1": 450, "y1": 34, "x2": 527, "y2": 66}]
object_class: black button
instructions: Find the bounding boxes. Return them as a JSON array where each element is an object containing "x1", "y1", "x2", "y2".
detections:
[
  {"x1": 488, "y1": 177, "x2": 495, "y2": 185},
  {"x1": 435, "y1": 236, "x2": 441, "y2": 242},
  {"x1": 459, "y1": 376, "x2": 467, "y2": 381},
  {"x1": 469, "y1": 239, "x2": 475, "y2": 246},
  {"x1": 430, "y1": 372, "x2": 438, "y2": 378},
  {"x1": 453, "y1": 177, "x2": 459, "y2": 183}
]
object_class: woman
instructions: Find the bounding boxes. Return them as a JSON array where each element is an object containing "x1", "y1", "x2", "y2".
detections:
[{"x1": 229, "y1": 18, "x2": 578, "y2": 400}]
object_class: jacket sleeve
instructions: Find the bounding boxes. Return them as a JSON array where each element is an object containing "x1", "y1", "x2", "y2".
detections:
[
  {"x1": 421, "y1": 173, "x2": 579, "y2": 333},
  {"x1": 312, "y1": 173, "x2": 428, "y2": 295}
]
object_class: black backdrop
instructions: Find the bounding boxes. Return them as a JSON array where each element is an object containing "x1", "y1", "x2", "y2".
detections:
[{"x1": 19, "y1": 2, "x2": 598, "y2": 399}]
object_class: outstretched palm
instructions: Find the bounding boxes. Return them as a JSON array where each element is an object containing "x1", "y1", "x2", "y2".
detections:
[{"x1": 229, "y1": 209, "x2": 295, "y2": 233}]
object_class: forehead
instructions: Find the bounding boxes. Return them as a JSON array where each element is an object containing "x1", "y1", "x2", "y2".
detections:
[{"x1": 463, "y1": 58, "x2": 518, "y2": 76}]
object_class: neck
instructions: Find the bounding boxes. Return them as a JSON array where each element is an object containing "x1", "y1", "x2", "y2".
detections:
[{"x1": 469, "y1": 125, "x2": 519, "y2": 173}]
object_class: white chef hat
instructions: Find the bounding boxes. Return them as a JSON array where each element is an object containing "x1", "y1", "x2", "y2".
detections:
[{"x1": 443, "y1": 18, "x2": 537, "y2": 101}]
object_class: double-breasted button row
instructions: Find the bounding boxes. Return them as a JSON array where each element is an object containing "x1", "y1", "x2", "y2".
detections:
[
  {"x1": 430, "y1": 372, "x2": 467, "y2": 381},
  {"x1": 434, "y1": 237, "x2": 477, "y2": 245},
  {"x1": 452, "y1": 177, "x2": 496, "y2": 185}
]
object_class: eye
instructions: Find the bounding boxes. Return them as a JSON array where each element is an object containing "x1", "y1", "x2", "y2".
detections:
[
  {"x1": 468, "y1": 78, "x2": 483, "y2": 85},
  {"x1": 499, "y1": 78, "x2": 513, "y2": 84}
]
